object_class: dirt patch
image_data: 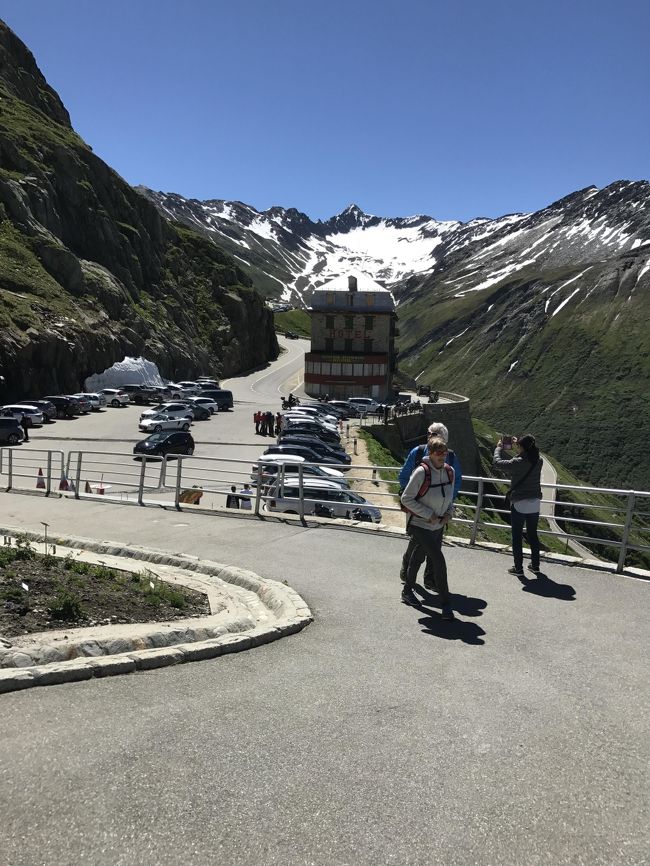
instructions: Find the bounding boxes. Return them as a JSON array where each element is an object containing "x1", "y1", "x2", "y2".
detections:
[
  {"x1": 344, "y1": 426, "x2": 405, "y2": 530},
  {"x1": 0, "y1": 540, "x2": 209, "y2": 638}
]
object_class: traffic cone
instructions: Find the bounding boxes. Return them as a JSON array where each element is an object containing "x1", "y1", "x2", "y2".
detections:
[
  {"x1": 58, "y1": 473, "x2": 69, "y2": 491},
  {"x1": 68, "y1": 478, "x2": 76, "y2": 493},
  {"x1": 36, "y1": 468, "x2": 46, "y2": 490},
  {"x1": 84, "y1": 480, "x2": 92, "y2": 493}
]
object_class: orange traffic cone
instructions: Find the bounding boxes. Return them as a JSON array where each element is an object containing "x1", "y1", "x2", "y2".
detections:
[
  {"x1": 58, "y1": 474, "x2": 69, "y2": 491},
  {"x1": 36, "y1": 468, "x2": 46, "y2": 490}
]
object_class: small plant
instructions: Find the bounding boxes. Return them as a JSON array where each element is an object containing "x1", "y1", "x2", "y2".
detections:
[
  {"x1": 47, "y1": 586, "x2": 84, "y2": 621},
  {"x1": 13, "y1": 534, "x2": 36, "y2": 561},
  {"x1": 41, "y1": 553, "x2": 58, "y2": 570}
]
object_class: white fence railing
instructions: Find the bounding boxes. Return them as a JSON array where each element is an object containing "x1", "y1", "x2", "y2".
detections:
[{"x1": 1, "y1": 448, "x2": 648, "y2": 574}]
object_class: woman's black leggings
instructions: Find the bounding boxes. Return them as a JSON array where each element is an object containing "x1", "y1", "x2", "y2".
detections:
[{"x1": 511, "y1": 508, "x2": 540, "y2": 571}]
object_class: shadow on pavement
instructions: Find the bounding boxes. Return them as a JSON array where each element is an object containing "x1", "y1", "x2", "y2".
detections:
[
  {"x1": 417, "y1": 586, "x2": 487, "y2": 618},
  {"x1": 416, "y1": 607, "x2": 486, "y2": 645},
  {"x1": 519, "y1": 571, "x2": 576, "y2": 601}
]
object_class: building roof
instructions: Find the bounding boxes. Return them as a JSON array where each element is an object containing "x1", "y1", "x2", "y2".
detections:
[{"x1": 310, "y1": 272, "x2": 395, "y2": 312}]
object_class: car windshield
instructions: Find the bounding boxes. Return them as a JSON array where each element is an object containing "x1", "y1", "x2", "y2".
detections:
[{"x1": 144, "y1": 433, "x2": 168, "y2": 443}]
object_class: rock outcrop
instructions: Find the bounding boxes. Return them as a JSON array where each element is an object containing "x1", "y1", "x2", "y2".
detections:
[{"x1": 0, "y1": 20, "x2": 278, "y2": 399}]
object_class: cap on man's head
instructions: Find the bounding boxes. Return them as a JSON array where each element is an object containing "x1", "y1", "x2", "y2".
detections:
[{"x1": 427, "y1": 422, "x2": 449, "y2": 442}]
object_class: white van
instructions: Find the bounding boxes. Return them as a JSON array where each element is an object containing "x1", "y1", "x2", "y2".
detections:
[
  {"x1": 251, "y1": 454, "x2": 348, "y2": 486},
  {"x1": 264, "y1": 477, "x2": 382, "y2": 522}
]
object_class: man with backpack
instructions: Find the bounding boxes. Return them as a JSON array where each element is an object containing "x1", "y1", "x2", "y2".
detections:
[
  {"x1": 398, "y1": 423, "x2": 462, "y2": 589},
  {"x1": 400, "y1": 437, "x2": 456, "y2": 619}
]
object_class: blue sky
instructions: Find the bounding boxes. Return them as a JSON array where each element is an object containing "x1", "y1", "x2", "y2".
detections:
[{"x1": 2, "y1": 0, "x2": 648, "y2": 222}]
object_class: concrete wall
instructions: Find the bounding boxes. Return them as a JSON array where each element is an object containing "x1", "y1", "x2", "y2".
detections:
[{"x1": 366, "y1": 397, "x2": 481, "y2": 482}]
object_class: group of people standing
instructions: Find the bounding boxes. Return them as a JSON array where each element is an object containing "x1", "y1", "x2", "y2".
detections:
[
  {"x1": 254, "y1": 410, "x2": 281, "y2": 437},
  {"x1": 397, "y1": 421, "x2": 542, "y2": 620}
]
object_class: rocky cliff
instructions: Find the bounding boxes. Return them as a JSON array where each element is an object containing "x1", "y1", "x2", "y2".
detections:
[{"x1": 0, "y1": 21, "x2": 278, "y2": 400}]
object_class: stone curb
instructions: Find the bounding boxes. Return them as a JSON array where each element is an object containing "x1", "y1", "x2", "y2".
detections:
[{"x1": 0, "y1": 527, "x2": 313, "y2": 693}]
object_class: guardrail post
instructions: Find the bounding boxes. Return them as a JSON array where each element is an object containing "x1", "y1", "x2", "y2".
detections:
[
  {"x1": 254, "y1": 463, "x2": 263, "y2": 515},
  {"x1": 6, "y1": 448, "x2": 13, "y2": 491},
  {"x1": 174, "y1": 457, "x2": 183, "y2": 509},
  {"x1": 159, "y1": 457, "x2": 168, "y2": 488},
  {"x1": 469, "y1": 479, "x2": 484, "y2": 546},
  {"x1": 45, "y1": 451, "x2": 52, "y2": 496},
  {"x1": 298, "y1": 464, "x2": 305, "y2": 522},
  {"x1": 616, "y1": 492, "x2": 636, "y2": 573},
  {"x1": 74, "y1": 450, "x2": 82, "y2": 499},
  {"x1": 137, "y1": 456, "x2": 148, "y2": 505}
]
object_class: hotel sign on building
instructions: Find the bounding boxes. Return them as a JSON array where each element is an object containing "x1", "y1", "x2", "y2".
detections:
[{"x1": 304, "y1": 274, "x2": 397, "y2": 399}]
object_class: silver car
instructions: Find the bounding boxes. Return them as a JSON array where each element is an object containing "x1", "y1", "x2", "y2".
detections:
[
  {"x1": 1, "y1": 404, "x2": 45, "y2": 427},
  {"x1": 138, "y1": 413, "x2": 192, "y2": 433}
]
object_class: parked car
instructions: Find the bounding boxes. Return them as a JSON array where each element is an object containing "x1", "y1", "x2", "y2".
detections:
[
  {"x1": 76, "y1": 392, "x2": 107, "y2": 411},
  {"x1": 197, "y1": 377, "x2": 220, "y2": 388},
  {"x1": 264, "y1": 444, "x2": 350, "y2": 468},
  {"x1": 251, "y1": 454, "x2": 349, "y2": 486},
  {"x1": 264, "y1": 477, "x2": 381, "y2": 522},
  {"x1": 28, "y1": 399, "x2": 57, "y2": 422},
  {"x1": 278, "y1": 435, "x2": 351, "y2": 464},
  {"x1": 198, "y1": 389, "x2": 233, "y2": 410},
  {"x1": 282, "y1": 411, "x2": 339, "y2": 432},
  {"x1": 176, "y1": 381, "x2": 202, "y2": 395},
  {"x1": 0, "y1": 417, "x2": 25, "y2": 445},
  {"x1": 188, "y1": 403, "x2": 211, "y2": 421},
  {"x1": 1, "y1": 405, "x2": 45, "y2": 427},
  {"x1": 138, "y1": 413, "x2": 192, "y2": 433},
  {"x1": 284, "y1": 331, "x2": 298, "y2": 339},
  {"x1": 133, "y1": 431, "x2": 195, "y2": 459},
  {"x1": 281, "y1": 421, "x2": 341, "y2": 445},
  {"x1": 187, "y1": 396, "x2": 218, "y2": 415},
  {"x1": 100, "y1": 388, "x2": 130, "y2": 407},
  {"x1": 120, "y1": 384, "x2": 154, "y2": 405},
  {"x1": 140, "y1": 402, "x2": 194, "y2": 421},
  {"x1": 347, "y1": 397, "x2": 380, "y2": 415},
  {"x1": 68, "y1": 394, "x2": 91, "y2": 414},
  {"x1": 43, "y1": 395, "x2": 77, "y2": 418},
  {"x1": 327, "y1": 400, "x2": 359, "y2": 418}
]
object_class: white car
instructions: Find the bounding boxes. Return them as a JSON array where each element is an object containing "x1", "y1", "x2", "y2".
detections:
[
  {"x1": 73, "y1": 392, "x2": 107, "y2": 411},
  {"x1": 140, "y1": 402, "x2": 194, "y2": 421},
  {"x1": 101, "y1": 388, "x2": 130, "y2": 407},
  {"x1": 264, "y1": 477, "x2": 382, "y2": 522},
  {"x1": 347, "y1": 397, "x2": 380, "y2": 415},
  {"x1": 251, "y1": 454, "x2": 349, "y2": 486},
  {"x1": 1, "y1": 404, "x2": 44, "y2": 427},
  {"x1": 188, "y1": 396, "x2": 218, "y2": 414},
  {"x1": 138, "y1": 413, "x2": 192, "y2": 433},
  {"x1": 176, "y1": 381, "x2": 202, "y2": 395},
  {"x1": 282, "y1": 412, "x2": 339, "y2": 433},
  {"x1": 287, "y1": 406, "x2": 339, "y2": 426}
]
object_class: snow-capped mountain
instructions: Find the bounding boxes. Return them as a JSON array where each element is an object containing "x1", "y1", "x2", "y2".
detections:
[{"x1": 138, "y1": 181, "x2": 650, "y2": 488}]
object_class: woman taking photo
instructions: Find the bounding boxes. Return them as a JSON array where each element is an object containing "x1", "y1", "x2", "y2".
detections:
[{"x1": 493, "y1": 434, "x2": 543, "y2": 577}]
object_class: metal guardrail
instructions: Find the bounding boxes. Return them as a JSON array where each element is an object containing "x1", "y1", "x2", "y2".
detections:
[{"x1": 2, "y1": 448, "x2": 649, "y2": 574}]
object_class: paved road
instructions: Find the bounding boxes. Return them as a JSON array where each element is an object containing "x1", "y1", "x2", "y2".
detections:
[{"x1": 0, "y1": 492, "x2": 648, "y2": 865}]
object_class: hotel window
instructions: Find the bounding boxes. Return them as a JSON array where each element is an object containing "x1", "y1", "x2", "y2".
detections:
[
  {"x1": 354, "y1": 364, "x2": 364, "y2": 377},
  {"x1": 327, "y1": 293, "x2": 335, "y2": 305},
  {"x1": 365, "y1": 316, "x2": 374, "y2": 330},
  {"x1": 325, "y1": 338, "x2": 334, "y2": 352},
  {"x1": 342, "y1": 363, "x2": 353, "y2": 376},
  {"x1": 365, "y1": 294, "x2": 374, "y2": 305},
  {"x1": 321, "y1": 362, "x2": 331, "y2": 376},
  {"x1": 344, "y1": 316, "x2": 354, "y2": 329},
  {"x1": 331, "y1": 363, "x2": 341, "y2": 376},
  {"x1": 344, "y1": 338, "x2": 353, "y2": 352},
  {"x1": 325, "y1": 315, "x2": 334, "y2": 329},
  {"x1": 364, "y1": 339, "x2": 373, "y2": 353},
  {"x1": 347, "y1": 294, "x2": 355, "y2": 307}
]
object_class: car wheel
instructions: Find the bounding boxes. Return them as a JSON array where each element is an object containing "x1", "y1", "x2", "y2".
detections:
[
  {"x1": 154, "y1": 424, "x2": 162, "y2": 433},
  {"x1": 57, "y1": 408, "x2": 65, "y2": 418},
  {"x1": 182, "y1": 422, "x2": 190, "y2": 431},
  {"x1": 7, "y1": 433, "x2": 19, "y2": 445},
  {"x1": 111, "y1": 399, "x2": 120, "y2": 407},
  {"x1": 186, "y1": 447, "x2": 194, "y2": 455}
]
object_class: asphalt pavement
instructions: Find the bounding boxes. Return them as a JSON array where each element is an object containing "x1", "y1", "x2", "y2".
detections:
[{"x1": 0, "y1": 491, "x2": 647, "y2": 866}]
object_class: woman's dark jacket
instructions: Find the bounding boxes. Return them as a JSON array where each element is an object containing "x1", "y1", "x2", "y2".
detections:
[{"x1": 493, "y1": 447, "x2": 542, "y2": 501}]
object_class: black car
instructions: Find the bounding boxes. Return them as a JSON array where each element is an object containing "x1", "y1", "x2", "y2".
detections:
[
  {"x1": 327, "y1": 400, "x2": 359, "y2": 418},
  {"x1": 281, "y1": 422, "x2": 341, "y2": 446},
  {"x1": 0, "y1": 417, "x2": 24, "y2": 445},
  {"x1": 278, "y1": 435, "x2": 351, "y2": 464},
  {"x1": 189, "y1": 403, "x2": 211, "y2": 421},
  {"x1": 43, "y1": 395, "x2": 76, "y2": 418},
  {"x1": 198, "y1": 388, "x2": 233, "y2": 410},
  {"x1": 28, "y1": 399, "x2": 56, "y2": 422},
  {"x1": 264, "y1": 444, "x2": 349, "y2": 468},
  {"x1": 133, "y1": 431, "x2": 195, "y2": 459}
]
